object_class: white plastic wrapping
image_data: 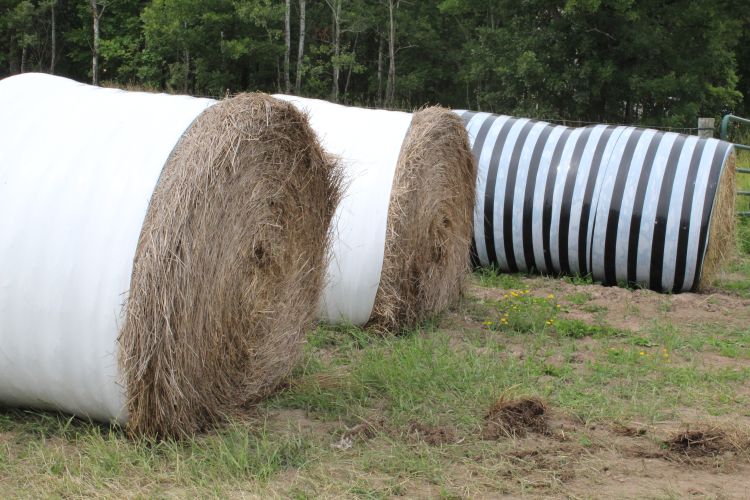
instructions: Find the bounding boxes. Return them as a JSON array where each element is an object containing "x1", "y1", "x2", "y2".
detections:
[
  {"x1": 0, "y1": 74, "x2": 215, "y2": 422},
  {"x1": 274, "y1": 95, "x2": 413, "y2": 325}
]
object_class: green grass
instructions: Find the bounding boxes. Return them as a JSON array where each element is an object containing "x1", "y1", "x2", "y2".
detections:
[
  {"x1": 2, "y1": 269, "x2": 750, "y2": 496},
  {"x1": 0, "y1": 415, "x2": 317, "y2": 497},
  {"x1": 562, "y1": 274, "x2": 594, "y2": 285},
  {"x1": 270, "y1": 314, "x2": 749, "y2": 433},
  {"x1": 565, "y1": 292, "x2": 592, "y2": 305},
  {"x1": 474, "y1": 268, "x2": 526, "y2": 289}
]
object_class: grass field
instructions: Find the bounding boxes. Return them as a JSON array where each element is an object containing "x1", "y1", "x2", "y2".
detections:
[
  {"x1": 2, "y1": 149, "x2": 750, "y2": 498},
  {"x1": 2, "y1": 266, "x2": 750, "y2": 497}
]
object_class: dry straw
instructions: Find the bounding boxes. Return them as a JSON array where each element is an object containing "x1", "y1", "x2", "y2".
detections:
[
  {"x1": 369, "y1": 107, "x2": 477, "y2": 332},
  {"x1": 699, "y1": 151, "x2": 737, "y2": 288},
  {"x1": 119, "y1": 93, "x2": 341, "y2": 438}
]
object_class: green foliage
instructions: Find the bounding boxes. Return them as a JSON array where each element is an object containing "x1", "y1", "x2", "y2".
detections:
[
  {"x1": 0, "y1": 0, "x2": 745, "y2": 123},
  {"x1": 554, "y1": 318, "x2": 622, "y2": 339},
  {"x1": 484, "y1": 290, "x2": 559, "y2": 334}
]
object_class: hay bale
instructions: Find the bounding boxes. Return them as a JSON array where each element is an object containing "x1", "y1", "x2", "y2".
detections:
[
  {"x1": 0, "y1": 74, "x2": 340, "y2": 438},
  {"x1": 370, "y1": 107, "x2": 476, "y2": 331},
  {"x1": 121, "y1": 94, "x2": 340, "y2": 437},
  {"x1": 274, "y1": 96, "x2": 476, "y2": 331},
  {"x1": 457, "y1": 110, "x2": 736, "y2": 293}
]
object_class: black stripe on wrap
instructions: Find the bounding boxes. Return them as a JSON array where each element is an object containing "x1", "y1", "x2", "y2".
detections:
[
  {"x1": 484, "y1": 118, "x2": 517, "y2": 268},
  {"x1": 469, "y1": 114, "x2": 499, "y2": 266},
  {"x1": 460, "y1": 110, "x2": 477, "y2": 124},
  {"x1": 603, "y1": 129, "x2": 647, "y2": 285},
  {"x1": 558, "y1": 127, "x2": 594, "y2": 275},
  {"x1": 471, "y1": 114, "x2": 499, "y2": 157},
  {"x1": 502, "y1": 120, "x2": 536, "y2": 272},
  {"x1": 626, "y1": 132, "x2": 662, "y2": 284},
  {"x1": 578, "y1": 126, "x2": 616, "y2": 275},
  {"x1": 692, "y1": 142, "x2": 732, "y2": 291},
  {"x1": 649, "y1": 134, "x2": 687, "y2": 291},
  {"x1": 672, "y1": 140, "x2": 707, "y2": 292},
  {"x1": 522, "y1": 125, "x2": 555, "y2": 271},
  {"x1": 542, "y1": 128, "x2": 573, "y2": 273},
  {"x1": 469, "y1": 238, "x2": 480, "y2": 268}
]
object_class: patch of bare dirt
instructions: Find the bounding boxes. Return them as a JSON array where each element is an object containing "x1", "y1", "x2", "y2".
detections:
[
  {"x1": 695, "y1": 352, "x2": 750, "y2": 370},
  {"x1": 611, "y1": 422, "x2": 647, "y2": 437},
  {"x1": 563, "y1": 449, "x2": 750, "y2": 499},
  {"x1": 408, "y1": 422, "x2": 458, "y2": 446},
  {"x1": 482, "y1": 396, "x2": 548, "y2": 439},
  {"x1": 468, "y1": 277, "x2": 750, "y2": 339},
  {"x1": 262, "y1": 408, "x2": 336, "y2": 436}
]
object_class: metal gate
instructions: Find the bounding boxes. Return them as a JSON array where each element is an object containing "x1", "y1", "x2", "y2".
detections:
[{"x1": 720, "y1": 114, "x2": 750, "y2": 217}]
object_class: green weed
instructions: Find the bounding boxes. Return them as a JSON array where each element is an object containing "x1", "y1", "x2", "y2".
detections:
[{"x1": 474, "y1": 268, "x2": 526, "y2": 289}]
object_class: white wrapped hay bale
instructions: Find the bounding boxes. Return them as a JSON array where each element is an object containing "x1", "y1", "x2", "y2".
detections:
[
  {"x1": 276, "y1": 96, "x2": 476, "y2": 331},
  {"x1": 0, "y1": 74, "x2": 340, "y2": 437},
  {"x1": 458, "y1": 111, "x2": 736, "y2": 292}
]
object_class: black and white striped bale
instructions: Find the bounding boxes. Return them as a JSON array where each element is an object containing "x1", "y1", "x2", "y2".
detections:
[{"x1": 457, "y1": 111, "x2": 735, "y2": 292}]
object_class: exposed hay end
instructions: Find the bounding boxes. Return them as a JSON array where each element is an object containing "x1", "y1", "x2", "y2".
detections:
[
  {"x1": 368, "y1": 106, "x2": 477, "y2": 332},
  {"x1": 120, "y1": 93, "x2": 341, "y2": 438},
  {"x1": 699, "y1": 150, "x2": 737, "y2": 289}
]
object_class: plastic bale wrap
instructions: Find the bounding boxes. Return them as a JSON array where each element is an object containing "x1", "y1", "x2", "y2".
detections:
[
  {"x1": 276, "y1": 96, "x2": 476, "y2": 332},
  {"x1": 458, "y1": 111, "x2": 736, "y2": 292},
  {"x1": 0, "y1": 74, "x2": 340, "y2": 437}
]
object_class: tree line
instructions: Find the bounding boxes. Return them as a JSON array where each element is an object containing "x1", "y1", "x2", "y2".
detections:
[{"x1": 2, "y1": 0, "x2": 749, "y2": 127}]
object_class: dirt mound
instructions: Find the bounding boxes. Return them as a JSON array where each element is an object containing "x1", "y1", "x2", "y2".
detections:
[
  {"x1": 409, "y1": 422, "x2": 458, "y2": 446},
  {"x1": 482, "y1": 396, "x2": 548, "y2": 439},
  {"x1": 666, "y1": 428, "x2": 734, "y2": 458}
]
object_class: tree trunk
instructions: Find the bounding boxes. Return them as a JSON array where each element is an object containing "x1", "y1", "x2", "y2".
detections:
[
  {"x1": 91, "y1": 0, "x2": 100, "y2": 86},
  {"x1": 8, "y1": 35, "x2": 18, "y2": 75},
  {"x1": 343, "y1": 33, "x2": 358, "y2": 98},
  {"x1": 330, "y1": 0, "x2": 341, "y2": 102},
  {"x1": 20, "y1": 45, "x2": 26, "y2": 73},
  {"x1": 284, "y1": 0, "x2": 291, "y2": 93},
  {"x1": 184, "y1": 48, "x2": 190, "y2": 94},
  {"x1": 377, "y1": 33, "x2": 384, "y2": 106},
  {"x1": 295, "y1": 0, "x2": 306, "y2": 94},
  {"x1": 50, "y1": 0, "x2": 56, "y2": 74},
  {"x1": 385, "y1": 0, "x2": 397, "y2": 106}
]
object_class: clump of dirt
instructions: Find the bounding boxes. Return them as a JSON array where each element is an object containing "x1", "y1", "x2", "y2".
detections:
[
  {"x1": 665, "y1": 427, "x2": 733, "y2": 458},
  {"x1": 408, "y1": 422, "x2": 458, "y2": 446},
  {"x1": 482, "y1": 396, "x2": 548, "y2": 439},
  {"x1": 611, "y1": 422, "x2": 647, "y2": 437}
]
